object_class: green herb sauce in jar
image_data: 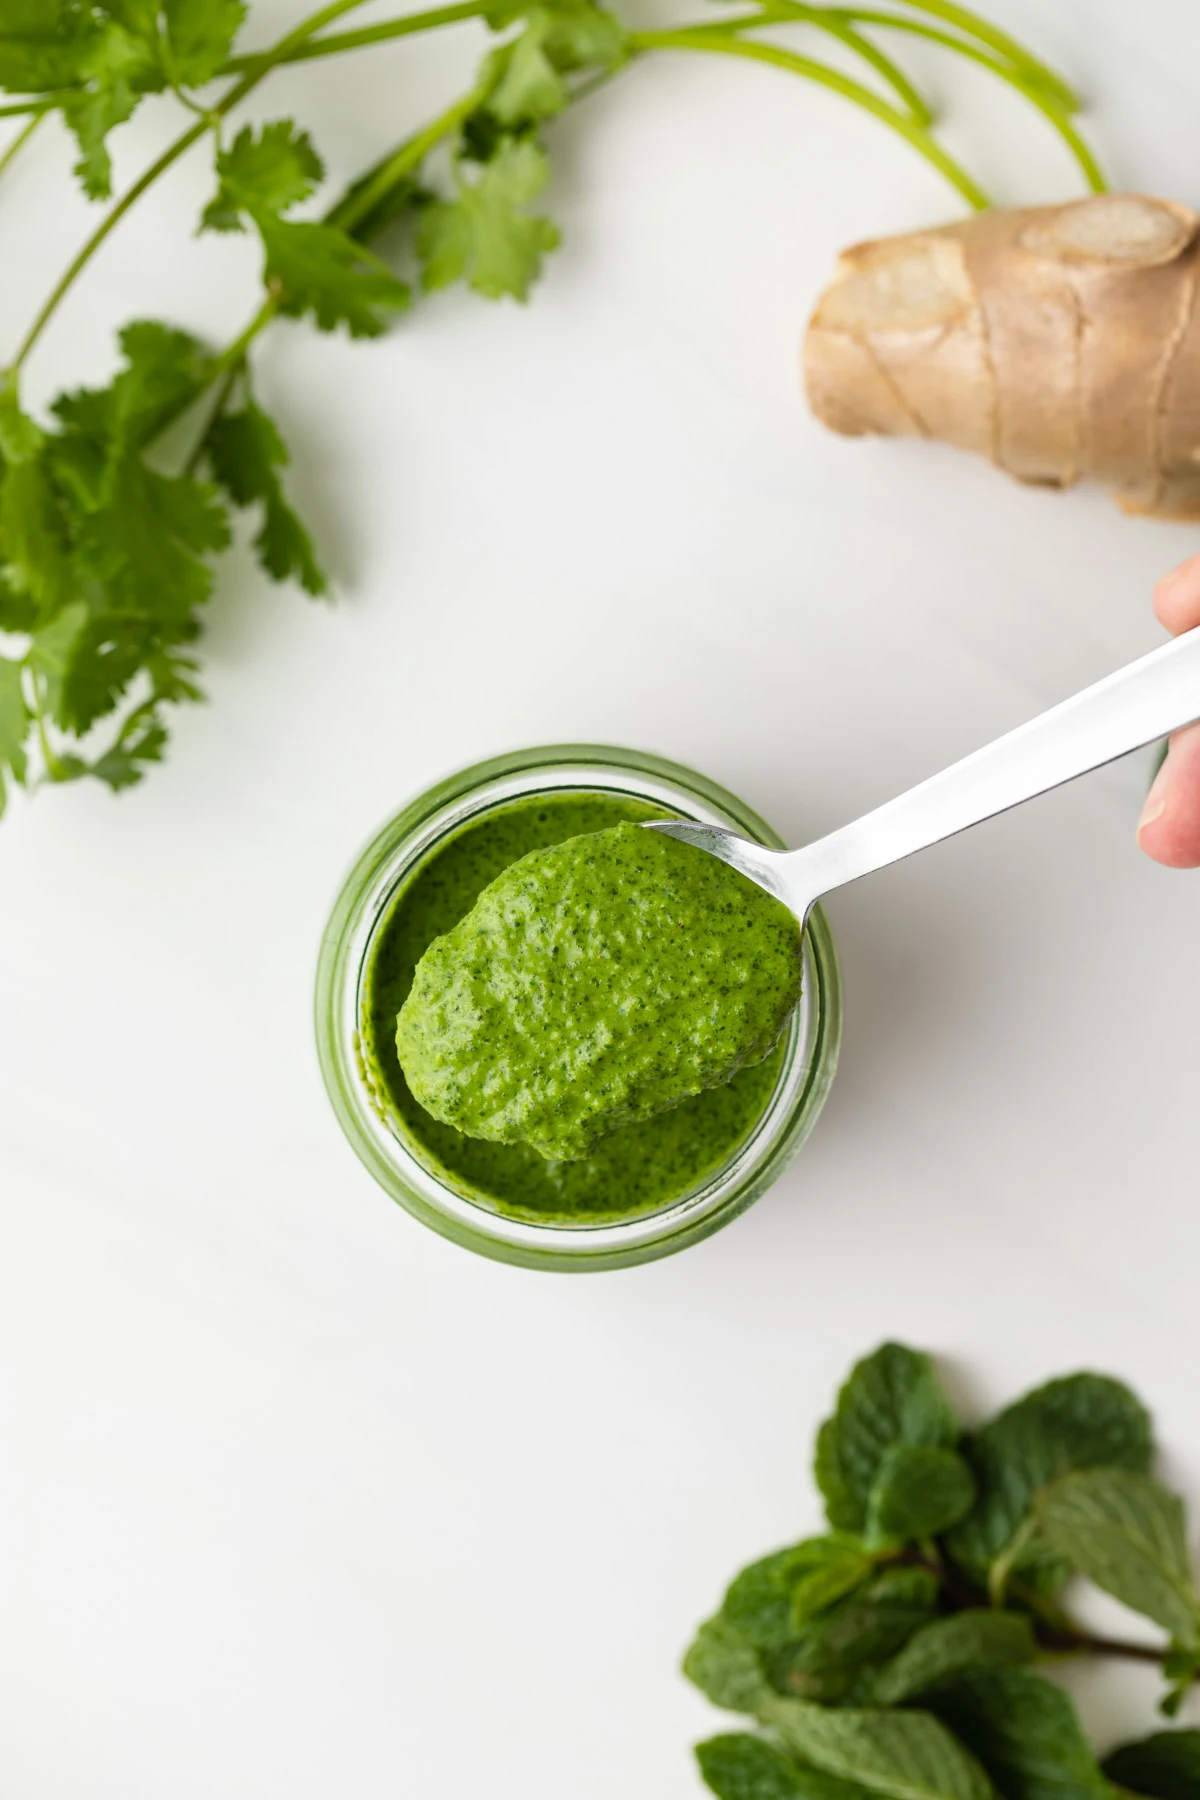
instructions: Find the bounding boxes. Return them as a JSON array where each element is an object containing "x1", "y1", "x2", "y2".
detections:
[{"x1": 360, "y1": 792, "x2": 795, "y2": 1224}]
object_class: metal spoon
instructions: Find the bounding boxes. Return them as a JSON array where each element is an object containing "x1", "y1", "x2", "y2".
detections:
[{"x1": 649, "y1": 629, "x2": 1200, "y2": 920}]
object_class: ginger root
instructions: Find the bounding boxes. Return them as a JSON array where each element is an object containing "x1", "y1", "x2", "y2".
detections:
[{"x1": 804, "y1": 193, "x2": 1200, "y2": 520}]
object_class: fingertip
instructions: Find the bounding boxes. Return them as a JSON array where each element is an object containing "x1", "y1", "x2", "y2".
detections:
[
  {"x1": 1154, "y1": 550, "x2": 1200, "y2": 633},
  {"x1": 1137, "y1": 726, "x2": 1200, "y2": 869}
]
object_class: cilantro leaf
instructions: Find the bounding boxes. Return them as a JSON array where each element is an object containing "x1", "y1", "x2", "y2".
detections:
[
  {"x1": 0, "y1": 453, "x2": 72, "y2": 616},
  {"x1": 27, "y1": 601, "x2": 88, "y2": 726},
  {"x1": 61, "y1": 19, "x2": 164, "y2": 201},
  {"x1": 815, "y1": 1345, "x2": 961, "y2": 1537},
  {"x1": 417, "y1": 137, "x2": 560, "y2": 301},
  {"x1": 0, "y1": 373, "x2": 43, "y2": 463},
  {"x1": 261, "y1": 216, "x2": 410, "y2": 336},
  {"x1": 202, "y1": 120, "x2": 324, "y2": 232},
  {"x1": 80, "y1": 455, "x2": 229, "y2": 620},
  {"x1": 200, "y1": 128, "x2": 408, "y2": 332},
  {"x1": 486, "y1": 33, "x2": 567, "y2": 128},
  {"x1": 163, "y1": 0, "x2": 246, "y2": 87},
  {"x1": 0, "y1": 655, "x2": 30, "y2": 816},
  {"x1": 0, "y1": 2, "x2": 97, "y2": 95},
  {"x1": 53, "y1": 320, "x2": 215, "y2": 451},
  {"x1": 484, "y1": 0, "x2": 626, "y2": 127},
  {"x1": 88, "y1": 703, "x2": 169, "y2": 790},
  {"x1": 206, "y1": 399, "x2": 326, "y2": 595},
  {"x1": 18, "y1": 321, "x2": 230, "y2": 737}
]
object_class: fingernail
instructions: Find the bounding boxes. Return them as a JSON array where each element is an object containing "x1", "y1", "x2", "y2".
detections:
[{"x1": 1137, "y1": 754, "x2": 1171, "y2": 840}]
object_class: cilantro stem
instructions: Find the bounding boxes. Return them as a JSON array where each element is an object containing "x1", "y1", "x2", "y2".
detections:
[
  {"x1": 894, "y1": 0, "x2": 1078, "y2": 111},
  {"x1": 627, "y1": 29, "x2": 991, "y2": 210},
  {"x1": 327, "y1": 88, "x2": 485, "y2": 237},
  {"x1": 0, "y1": 100, "x2": 56, "y2": 120},
  {"x1": 817, "y1": 9, "x2": 1106, "y2": 191},
  {"x1": 219, "y1": 0, "x2": 491, "y2": 75},
  {"x1": 0, "y1": 113, "x2": 44, "y2": 182},
  {"x1": 740, "y1": 2, "x2": 933, "y2": 126},
  {"x1": 6, "y1": 0, "x2": 383, "y2": 377}
]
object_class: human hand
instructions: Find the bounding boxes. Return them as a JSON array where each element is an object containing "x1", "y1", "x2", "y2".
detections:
[{"x1": 1137, "y1": 554, "x2": 1200, "y2": 868}]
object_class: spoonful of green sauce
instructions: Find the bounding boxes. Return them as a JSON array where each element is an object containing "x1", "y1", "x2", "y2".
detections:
[{"x1": 395, "y1": 822, "x2": 802, "y2": 1161}]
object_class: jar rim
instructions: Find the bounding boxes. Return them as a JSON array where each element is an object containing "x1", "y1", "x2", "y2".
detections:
[{"x1": 315, "y1": 745, "x2": 842, "y2": 1271}]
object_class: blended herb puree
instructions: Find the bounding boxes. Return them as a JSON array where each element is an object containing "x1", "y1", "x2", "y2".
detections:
[
  {"x1": 397, "y1": 822, "x2": 802, "y2": 1160},
  {"x1": 360, "y1": 793, "x2": 796, "y2": 1223}
]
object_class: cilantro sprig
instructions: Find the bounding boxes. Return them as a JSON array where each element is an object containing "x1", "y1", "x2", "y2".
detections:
[
  {"x1": 0, "y1": 0, "x2": 1102, "y2": 816},
  {"x1": 685, "y1": 1344, "x2": 1200, "y2": 1800}
]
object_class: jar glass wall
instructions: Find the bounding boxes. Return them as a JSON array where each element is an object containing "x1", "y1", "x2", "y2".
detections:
[{"x1": 315, "y1": 745, "x2": 841, "y2": 1271}]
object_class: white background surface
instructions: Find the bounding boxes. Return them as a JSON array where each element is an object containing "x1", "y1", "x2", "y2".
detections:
[{"x1": 1, "y1": 1, "x2": 1199, "y2": 1792}]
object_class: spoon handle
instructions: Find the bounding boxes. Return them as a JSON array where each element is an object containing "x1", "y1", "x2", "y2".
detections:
[{"x1": 789, "y1": 627, "x2": 1200, "y2": 901}]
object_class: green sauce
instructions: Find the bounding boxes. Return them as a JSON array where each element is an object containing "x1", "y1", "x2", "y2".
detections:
[
  {"x1": 360, "y1": 793, "x2": 795, "y2": 1224},
  {"x1": 398, "y1": 821, "x2": 802, "y2": 1160}
]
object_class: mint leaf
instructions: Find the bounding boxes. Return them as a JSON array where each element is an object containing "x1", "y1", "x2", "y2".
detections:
[
  {"x1": 206, "y1": 401, "x2": 326, "y2": 595},
  {"x1": 203, "y1": 120, "x2": 324, "y2": 232},
  {"x1": 723, "y1": 1542, "x2": 873, "y2": 1651},
  {"x1": 261, "y1": 217, "x2": 411, "y2": 336},
  {"x1": 685, "y1": 1617, "x2": 772, "y2": 1716},
  {"x1": 782, "y1": 1569, "x2": 940, "y2": 1694},
  {"x1": 697, "y1": 1735, "x2": 810, "y2": 1800},
  {"x1": 872, "y1": 1615, "x2": 1037, "y2": 1707},
  {"x1": 867, "y1": 1446, "x2": 977, "y2": 1547},
  {"x1": 1037, "y1": 1469, "x2": 1200, "y2": 1650},
  {"x1": 815, "y1": 1345, "x2": 960, "y2": 1536},
  {"x1": 698, "y1": 1735, "x2": 876, "y2": 1800},
  {"x1": 793, "y1": 1542, "x2": 878, "y2": 1627},
  {"x1": 762, "y1": 1698, "x2": 997, "y2": 1800},
  {"x1": 163, "y1": 0, "x2": 246, "y2": 86},
  {"x1": 417, "y1": 137, "x2": 560, "y2": 301},
  {"x1": 926, "y1": 1670, "x2": 1109, "y2": 1800},
  {"x1": 945, "y1": 1374, "x2": 1152, "y2": 1593},
  {"x1": 1103, "y1": 1731, "x2": 1200, "y2": 1800},
  {"x1": 0, "y1": 655, "x2": 29, "y2": 815}
]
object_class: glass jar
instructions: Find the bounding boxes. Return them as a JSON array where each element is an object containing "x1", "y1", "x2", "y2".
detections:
[{"x1": 315, "y1": 744, "x2": 842, "y2": 1271}]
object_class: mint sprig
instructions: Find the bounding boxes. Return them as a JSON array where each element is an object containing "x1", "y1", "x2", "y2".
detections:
[{"x1": 686, "y1": 1344, "x2": 1200, "y2": 1800}]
